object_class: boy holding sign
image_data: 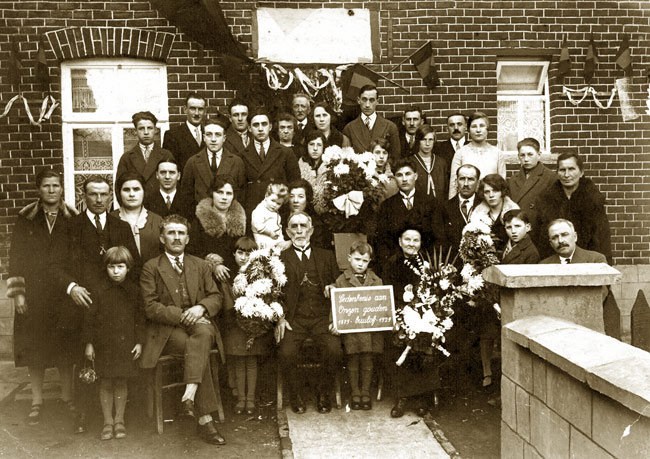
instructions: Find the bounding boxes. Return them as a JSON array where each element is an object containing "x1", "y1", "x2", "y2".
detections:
[{"x1": 332, "y1": 242, "x2": 384, "y2": 410}]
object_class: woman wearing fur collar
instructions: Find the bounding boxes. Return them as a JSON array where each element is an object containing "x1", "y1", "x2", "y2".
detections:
[
  {"x1": 7, "y1": 169, "x2": 78, "y2": 425},
  {"x1": 187, "y1": 176, "x2": 246, "y2": 282}
]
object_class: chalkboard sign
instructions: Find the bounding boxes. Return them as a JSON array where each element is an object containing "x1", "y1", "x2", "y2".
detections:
[{"x1": 330, "y1": 286, "x2": 396, "y2": 333}]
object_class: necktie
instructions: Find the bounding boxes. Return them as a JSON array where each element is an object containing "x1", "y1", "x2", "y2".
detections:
[
  {"x1": 408, "y1": 135, "x2": 415, "y2": 149},
  {"x1": 461, "y1": 200, "x2": 470, "y2": 221},
  {"x1": 241, "y1": 133, "x2": 249, "y2": 148},
  {"x1": 455, "y1": 140, "x2": 461, "y2": 151},
  {"x1": 561, "y1": 258, "x2": 570, "y2": 264},
  {"x1": 94, "y1": 214, "x2": 103, "y2": 233},
  {"x1": 210, "y1": 153, "x2": 218, "y2": 174},
  {"x1": 174, "y1": 256, "x2": 184, "y2": 275},
  {"x1": 142, "y1": 145, "x2": 151, "y2": 163},
  {"x1": 194, "y1": 126, "x2": 201, "y2": 146},
  {"x1": 405, "y1": 197, "x2": 413, "y2": 210},
  {"x1": 258, "y1": 143, "x2": 266, "y2": 162},
  {"x1": 165, "y1": 195, "x2": 172, "y2": 210},
  {"x1": 46, "y1": 211, "x2": 57, "y2": 227},
  {"x1": 295, "y1": 245, "x2": 310, "y2": 261},
  {"x1": 364, "y1": 117, "x2": 371, "y2": 131}
]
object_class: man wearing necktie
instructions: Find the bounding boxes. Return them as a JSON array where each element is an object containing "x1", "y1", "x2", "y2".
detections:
[
  {"x1": 397, "y1": 106, "x2": 425, "y2": 158},
  {"x1": 539, "y1": 219, "x2": 607, "y2": 265},
  {"x1": 342, "y1": 85, "x2": 401, "y2": 165},
  {"x1": 56, "y1": 176, "x2": 139, "y2": 434},
  {"x1": 144, "y1": 159, "x2": 190, "y2": 218},
  {"x1": 139, "y1": 215, "x2": 225, "y2": 445},
  {"x1": 180, "y1": 117, "x2": 246, "y2": 214},
  {"x1": 224, "y1": 98, "x2": 250, "y2": 157},
  {"x1": 433, "y1": 112, "x2": 468, "y2": 168},
  {"x1": 116, "y1": 111, "x2": 174, "y2": 196},
  {"x1": 240, "y1": 107, "x2": 300, "y2": 216},
  {"x1": 444, "y1": 164, "x2": 480, "y2": 256},
  {"x1": 162, "y1": 93, "x2": 206, "y2": 172},
  {"x1": 291, "y1": 93, "x2": 312, "y2": 148},
  {"x1": 276, "y1": 212, "x2": 341, "y2": 414}
]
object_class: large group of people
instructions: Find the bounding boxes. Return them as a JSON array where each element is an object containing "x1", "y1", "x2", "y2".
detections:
[{"x1": 6, "y1": 85, "x2": 613, "y2": 445}]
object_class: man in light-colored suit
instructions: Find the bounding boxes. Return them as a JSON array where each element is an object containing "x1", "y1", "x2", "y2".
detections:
[
  {"x1": 139, "y1": 215, "x2": 225, "y2": 445},
  {"x1": 343, "y1": 85, "x2": 401, "y2": 163},
  {"x1": 116, "y1": 111, "x2": 174, "y2": 195}
]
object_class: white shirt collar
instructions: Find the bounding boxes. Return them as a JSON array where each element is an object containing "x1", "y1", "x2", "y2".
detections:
[
  {"x1": 297, "y1": 119, "x2": 307, "y2": 128},
  {"x1": 400, "y1": 188, "x2": 416, "y2": 200},
  {"x1": 165, "y1": 252, "x2": 184, "y2": 265},
  {"x1": 139, "y1": 143, "x2": 153, "y2": 154},
  {"x1": 160, "y1": 188, "x2": 177, "y2": 200},
  {"x1": 294, "y1": 245, "x2": 311, "y2": 258},
  {"x1": 86, "y1": 210, "x2": 106, "y2": 228},
  {"x1": 363, "y1": 112, "x2": 377, "y2": 128},
  {"x1": 459, "y1": 194, "x2": 475, "y2": 208},
  {"x1": 560, "y1": 249, "x2": 576, "y2": 264},
  {"x1": 208, "y1": 148, "x2": 223, "y2": 159},
  {"x1": 255, "y1": 139, "x2": 271, "y2": 153},
  {"x1": 186, "y1": 121, "x2": 201, "y2": 133}
]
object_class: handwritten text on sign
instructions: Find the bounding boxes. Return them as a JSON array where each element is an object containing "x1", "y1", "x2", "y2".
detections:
[{"x1": 331, "y1": 286, "x2": 395, "y2": 333}]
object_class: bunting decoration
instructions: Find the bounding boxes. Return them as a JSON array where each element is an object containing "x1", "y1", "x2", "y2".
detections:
[
  {"x1": 562, "y1": 86, "x2": 617, "y2": 109},
  {"x1": 558, "y1": 36, "x2": 571, "y2": 79},
  {"x1": 615, "y1": 35, "x2": 633, "y2": 77},
  {"x1": 410, "y1": 41, "x2": 440, "y2": 90},
  {"x1": 0, "y1": 94, "x2": 59, "y2": 126},
  {"x1": 583, "y1": 34, "x2": 598, "y2": 84}
]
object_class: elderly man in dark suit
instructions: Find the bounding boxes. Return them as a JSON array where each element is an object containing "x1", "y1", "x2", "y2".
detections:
[
  {"x1": 116, "y1": 111, "x2": 174, "y2": 195},
  {"x1": 445, "y1": 164, "x2": 481, "y2": 254},
  {"x1": 139, "y1": 214, "x2": 225, "y2": 445},
  {"x1": 507, "y1": 137, "x2": 557, "y2": 223},
  {"x1": 240, "y1": 107, "x2": 300, "y2": 215},
  {"x1": 275, "y1": 211, "x2": 341, "y2": 414},
  {"x1": 162, "y1": 93, "x2": 206, "y2": 172},
  {"x1": 56, "y1": 176, "x2": 139, "y2": 434},
  {"x1": 374, "y1": 158, "x2": 447, "y2": 276},
  {"x1": 434, "y1": 113, "x2": 468, "y2": 167},
  {"x1": 144, "y1": 159, "x2": 190, "y2": 218},
  {"x1": 342, "y1": 85, "x2": 401, "y2": 163},
  {"x1": 180, "y1": 117, "x2": 246, "y2": 213},
  {"x1": 224, "y1": 98, "x2": 250, "y2": 158}
]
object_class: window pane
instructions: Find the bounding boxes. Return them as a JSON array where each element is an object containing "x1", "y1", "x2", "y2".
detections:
[
  {"x1": 497, "y1": 100, "x2": 519, "y2": 152},
  {"x1": 521, "y1": 99, "x2": 546, "y2": 150},
  {"x1": 114, "y1": 68, "x2": 165, "y2": 118},
  {"x1": 497, "y1": 65, "x2": 544, "y2": 93},
  {"x1": 73, "y1": 128, "x2": 113, "y2": 171},
  {"x1": 74, "y1": 173, "x2": 114, "y2": 213},
  {"x1": 71, "y1": 68, "x2": 115, "y2": 116}
]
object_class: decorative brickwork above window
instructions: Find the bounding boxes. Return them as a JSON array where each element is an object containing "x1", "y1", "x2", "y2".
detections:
[{"x1": 45, "y1": 27, "x2": 175, "y2": 62}]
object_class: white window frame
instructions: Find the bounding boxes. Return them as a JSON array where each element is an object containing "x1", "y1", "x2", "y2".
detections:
[
  {"x1": 60, "y1": 58, "x2": 169, "y2": 208},
  {"x1": 496, "y1": 60, "x2": 552, "y2": 162}
]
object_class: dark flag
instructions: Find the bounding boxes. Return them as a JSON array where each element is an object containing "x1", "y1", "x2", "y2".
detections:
[
  {"x1": 8, "y1": 37, "x2": 22, "y2": 89},
  {"x1": 343, "y1": 64, "x2": 380, "y2": 101},
  {"x1": 558, "y1": 36, "x2": 571, "y2": 79},
  {"x1": 410, "y1": 41, "x2": 440, "y2": 90},
  {"x1": 583, "y1": 34, "x2": 598, "y2": 84},
  {"x1": 616, "y1": 35, "x2": 632, "y2": 77},
  {"x1": 35, "y1": 39, "x2": 50, "y2": 93}
]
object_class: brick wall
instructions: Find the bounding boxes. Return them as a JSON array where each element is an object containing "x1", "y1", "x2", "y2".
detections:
[
  {"x1": 503, "y1": 317, "x2": 650, "y2": 458},
  {"x1": 1, "y1": 0, "x2": 650, "y2": 277}
]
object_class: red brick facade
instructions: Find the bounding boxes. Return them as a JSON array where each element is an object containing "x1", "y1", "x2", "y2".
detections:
[{"x1": 1, "y1": 0, "x2": 649, "y2": 274}]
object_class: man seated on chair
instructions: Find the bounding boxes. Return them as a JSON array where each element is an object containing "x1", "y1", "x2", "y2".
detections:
[
  {"x1": 139, "y1": 214, "x2": 225, "y2": 445},
  {"x1": 275, "y1": 211, "x2": 341, "y2": 414}
]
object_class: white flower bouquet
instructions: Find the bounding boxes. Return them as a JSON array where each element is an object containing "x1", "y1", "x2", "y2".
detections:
[{"x1": 233, "y1": 247, "x2": 287, "y2": 349}]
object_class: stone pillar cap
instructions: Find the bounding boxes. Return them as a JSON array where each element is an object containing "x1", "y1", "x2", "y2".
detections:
[{"x1": 483, "y1": 263, "x2": 621, "y2": 288}]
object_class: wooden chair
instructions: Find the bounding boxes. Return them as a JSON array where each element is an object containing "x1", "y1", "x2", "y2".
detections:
[
  {"x1": 147, "y1": 349, "x2": 224, "y2": 434},
  {"x1": 277, "y1": 338, "x2": 342, "y2": 410}
]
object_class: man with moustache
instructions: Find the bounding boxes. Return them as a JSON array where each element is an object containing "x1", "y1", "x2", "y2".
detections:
[
  {"x1": 140, "y1": 214, "x2": 225, "y2": 445},
  {"x1": 57, "y1": 176, "x2": 139, "y2": 433},
  {"x1": 224, "y1": 98, "x2": 250, "y2": 157},
  {"x1": 445, "y1": 164, "x2": 481, "y2": 252},
  {"x1": 144, "y1": 159, "x2": 190, "y2": 218},
  {"x1": 162, "y1": 93, "x2": 207, "y2": 172},
  {"x1": 291, "y1": 93, "x2": 313, "y2": 147},
  {"x1": 398, "y1": 106, "x2": 425, "y2": 158},
  {"x1": 539, "y1": 219, "x2": 607, "y2": 264},
  {"x1": 181, "y1": 117, "x2": 246, "y2": 212},
  {"x1": 434, "y1": 113, "x2": 468, "y2": 168},
  {"x1": 117, "y1": 111, "x2": 174, "y2": 195},
  {"x1": 533, "y1": 152, "x2": 612, "y2": 263}
]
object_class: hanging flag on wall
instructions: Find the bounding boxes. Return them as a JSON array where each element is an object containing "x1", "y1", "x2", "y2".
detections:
[
  {"x1": 35, "y1": 39, "x2": 50, "y2": 93},
  {"x1": 615, "y1": 35, "x2": 633, "y2": 77},
  {"x1": 8, "y1": 37, "x2": 22, "y2": 89},
  {"x1": 343, "y1": 64, "x2": 379, "y2": 101},
  {"x1": 410, "y1": 41, "x2": 440, "y2": 90},
  {"x1": 558, "y1": 36, "x2": 571, "y2": 79},
  {"x1": 583, "y1": 34, "x2": 598, "y2": 84}
]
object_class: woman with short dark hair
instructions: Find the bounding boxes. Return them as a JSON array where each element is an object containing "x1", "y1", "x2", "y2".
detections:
[{"x1": 7, "y1": 169, "x2": 78, "y2": 425}]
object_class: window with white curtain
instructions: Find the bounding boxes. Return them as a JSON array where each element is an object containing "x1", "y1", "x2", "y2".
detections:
[
  {"x1": 60, "y1": 59, "x2": 169, "y2": 211},
  {"x1": 496, "y1": 61, "x2": 550, "y2": 156}
]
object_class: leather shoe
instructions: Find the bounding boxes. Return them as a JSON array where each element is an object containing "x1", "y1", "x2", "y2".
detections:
[
  {"x1": 197, "y1": 420, "x2": 226, "y2": 445},
  {"x1": 390, "y1": 398, "x2": 407, "y2": 418},
  {"x1": 180, "y1": 399, "x2": 195, "y2": 419},
  {"x1": 74, "y1": 413, "x2": 86, "y2": 434},
  {"x1": 317, "y1": 393, "x2": 331, "y2": 414},
  {"x1": 290, "y1": 394, "x2": 305, "y2": 414},
  {"x1": 416, "y1": 402, "x2": 428, "y2": 417}
]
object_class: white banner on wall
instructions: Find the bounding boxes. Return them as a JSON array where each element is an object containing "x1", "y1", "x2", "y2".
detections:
[{"x1": 254, "y1": 8, "x2": 375, "y2": 64}]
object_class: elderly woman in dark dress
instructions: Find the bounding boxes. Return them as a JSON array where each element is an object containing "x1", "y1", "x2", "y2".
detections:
[
  {"x1": 6, "y1": 169, "x2": 77, "y2": 424},
  {"x1": 384, "y1": 226, "x2": 440, "y2": 418},
  {"x1": 186, "y1": 176, "x2": 247, "y2": 281},
  {"x1": 112, "y1": 171, "x2": 163, "y2": 264}
]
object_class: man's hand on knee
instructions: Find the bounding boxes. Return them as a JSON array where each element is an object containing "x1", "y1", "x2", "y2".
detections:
[{"x1": 181, "y1": 305, "x2": 207, "y2": 326}]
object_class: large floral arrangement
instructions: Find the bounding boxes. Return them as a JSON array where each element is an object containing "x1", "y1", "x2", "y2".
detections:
[
  {"x1": 395, "y1": 249, "x2": 462, "y2": 366},
  {"x1": 457, "y1": 214, "x2": 501, "y2": 317},
  {"x1": 232, "y1": 247, "x2": 287, "y2": 349},
  {"x1": 313, "y1": 145, "x2": 385, "y2": 232}
]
